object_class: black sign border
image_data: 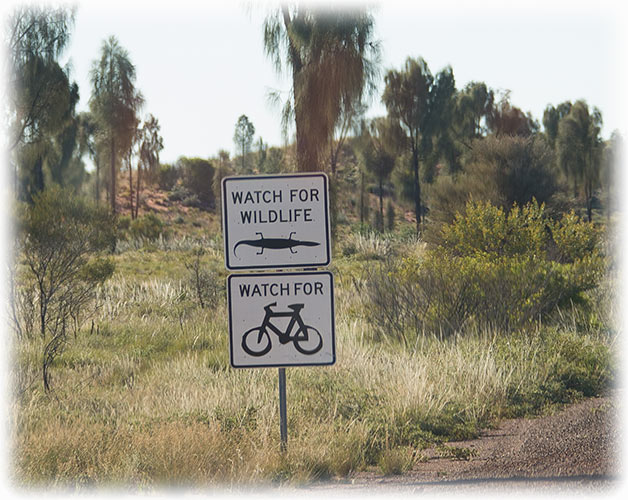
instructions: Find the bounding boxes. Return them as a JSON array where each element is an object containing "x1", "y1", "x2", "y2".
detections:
[
  {"x1": 227, "y1": 271, "x2": 336, "y2": 369},
  {"x1": 222, "y1": 173, "x2": 332, "y2": 271}
]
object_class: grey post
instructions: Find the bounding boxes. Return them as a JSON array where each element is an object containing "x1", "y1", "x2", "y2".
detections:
[{"x1": 278, "y1": 367, "x2": 288, "y2": 451}]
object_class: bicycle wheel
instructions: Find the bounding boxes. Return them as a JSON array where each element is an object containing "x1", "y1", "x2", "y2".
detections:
[
  {"x1": 242, "y1": 327, "x2": 272, "y2": 357},
  {"x1": 293, "y1": 325, "x2": 323, "y2": 355}
]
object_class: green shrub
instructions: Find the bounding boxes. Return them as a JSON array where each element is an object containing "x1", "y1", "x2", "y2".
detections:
[
  {"x1": 378, "y1": 447, "x2": 415, "y2": 475},
  {"x1": 361, "y1": 200, "x2": 606, "y2": 341},
  {"x1": 157, "y1": 163, "x2": 180, "y2": 191},
  {"x1": 167, "y1": 184, "x2": 191, "y2": 202},
  {"x1": 15, "y1": 186, "x2": 117, "y2": 390},
  {"x1": 428, "y1": 135, "x2": 556, "y2": 227},
  {"x1": 129, "y1": 214, "x2": 164, "y2": 241},
  {"x1": 117, "y1": 215, "x2": 131, "y2": 232},
  {"x1": 500, "y1": 328, "x2": 614, "y2": 415},
  {"x1": 440, "y1": 200, "x2": 547, "y2": 257},
  {"x1": 178, "y1": 157, "x2": 215, "y2": 208}
]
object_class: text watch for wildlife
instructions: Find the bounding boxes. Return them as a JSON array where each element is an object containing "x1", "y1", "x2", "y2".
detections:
[
  {"x1": 222, "y1": 173, "x2": 335, "y2": 369},
  {"x1": 222, "y1": 173, "x2": 331, "y2": 271}
]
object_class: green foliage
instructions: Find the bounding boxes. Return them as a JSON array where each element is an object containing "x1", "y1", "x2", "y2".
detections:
[
  {"x1": 362, "y1": 200, "x2": 606, "y2": 341},
  {"x1": 178, "y1": 157, "x2": 215, "y2": 208},
  {"x1": 89, "y1": 35, "x2": 144, "y2": 213},
  {"x1": 428, "y1": 135, "x2": 556, "y2": 227},
  {"x1": 556, "y1": 100, "x2": 603, "y2": 221},
  {"x1": 233, "y1": 115, "x2": 255, "y2": 173},
  {"x1": 128, "y1": 213, "x2": 164, "y2": 242},
  {"x1": 184, "y1": 248, "x2": 224, "y2": 309},
  {"x1": 261, "y1": 146, "x2": 286, "y2": 174},
  {"x1": 437, "y1": 445, "x2": 478, "y2": 461},
  {"x1": 501, "y1": 328, "x2": 613, "y2": 416},
  {"x1": 550, "y1": 210, "x2": 602, "y2": 262},
  {"x1": 8, "y1": 6, "x2": 79, "y2": 201},
  {"x1": 264, "y1": 5, "x2": 379, "y2": 172},
  {"x1": 16, "y1": 186, "x2": 117, "y2": 390},
  {"x1": 13, "y1": 225, "x2": 615, "y2": 484},
  {"x1": 21, "y1": 185, "x2": 117, "y2": 261},
  {"x1": 157, "y1": 163, "x2": 180, "y2": 191},
  {"x1": 378, "y1": 447, "x2": 415, "y2": 475},
  {"x1": 78, "y1": 257, "x2": 115, "y2": 284},
  {"x1": 440, "y1": 200, "x2": 548, "y2": 257}
]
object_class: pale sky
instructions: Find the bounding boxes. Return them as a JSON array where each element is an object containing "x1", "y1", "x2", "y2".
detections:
[{"x1": 6, "y1": 0, "x2": 628, "y2": 165}]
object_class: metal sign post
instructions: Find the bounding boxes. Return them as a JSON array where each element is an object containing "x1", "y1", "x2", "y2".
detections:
[
  {"x1": 222, "y1": 173, "x2": 335, "y2": 452},
  {"x1": 278, "y1": 367, "x2": 288, "y2": 452}
]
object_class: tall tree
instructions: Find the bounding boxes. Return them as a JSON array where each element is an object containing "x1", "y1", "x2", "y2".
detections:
[
  {"x1": 382, "y1": 57, "x2": 455, "y2": 233},
  {"x1": 329, "y1": 100, "x2": 367, "y2": 175},
  {"x1": 556, "y1": 100, "x2": 603, "y2": 221},
  {"x1": 15, "y1": 72, "x2": 81, "y2": 201},
  {"x1": 6, "y1": 5, "x2": 80, "y2": 199},
  {"x1": 422, "y1": 65, "x2": 456, "y2": 182},
  {"x1": 77, "y1": 112, "x2": 102, "y2": 203},
  {"x1": 233, "y1": 114, "x2": 255, "y2": 173},
  {"x1": 136, "y1": 114, "x2": 164, "y2": 218},
  {"x1": 46, "y1": 81, "x2": 83, "y2": 189},
  {"x1": 453, "y1": 82, "x2": 494, "y2": 145},
  {"x1": 382, "y1": 58, "x2": 431, "y2": 232},
  {"x1": 264, "y1": 4, "x2": 380, "y2": 172},
  {"x1": 360, "y1": 117, "x2": 396, "y2": 231},
  {"x1": 6, "y1": 5, "x2": 75, "y2": 150},
  {"x1": 487, "y1": 91, "x2": 539, "y2": 137},
  {"x1": 89, "y1": 36, "x2": 144, "y2": 214},
  {"x1": 543, "y1": 101, "x2": 572, "y2": 149}
]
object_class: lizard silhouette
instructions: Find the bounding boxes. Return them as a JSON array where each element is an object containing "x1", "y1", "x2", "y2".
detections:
[{"x1": 234, "y1": 232, "x2": 320, "y2": 257}]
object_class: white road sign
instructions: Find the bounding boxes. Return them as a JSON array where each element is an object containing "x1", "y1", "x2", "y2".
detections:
[
  {"x1": 227, "y1": 271, "x2": 335, "y2": 368},
  {"x1": 222, "y1": 173, "x2": 331, "y2": 270}
]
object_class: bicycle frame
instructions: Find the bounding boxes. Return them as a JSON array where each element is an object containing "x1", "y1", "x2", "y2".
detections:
[{"x1": 260, "y1": 305, "x2": 307, "y2": 343}]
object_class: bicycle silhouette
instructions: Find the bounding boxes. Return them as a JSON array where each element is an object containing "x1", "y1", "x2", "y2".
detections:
[{"x1": 242, "y1": 302, "x2": 323, "y2": 357}]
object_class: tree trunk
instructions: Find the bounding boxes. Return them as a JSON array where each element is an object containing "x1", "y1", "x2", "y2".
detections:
[
  {"x1": 33, "y1": 155, "x2": 45, "y2": 196},
  {"x1": 585, "y1": 178, "x2": 593, "y2": 223},
  {"x1": 295, "y1": 102, "x2": 317, "y2": 172},
  {"x1": 359, "y1": 169, "x2": 365, "y2": 226},
  {"x1": 379, "y1": 177, "x2": 384, "y2": 231},
  {"x1": 135, "y1": 160, "x2": 142, "y2": 219},
  {"x1": 110, "y1": 136, "x2": 116, "y2": 214},
  {"x1": 128, "y1": 154, "x2": 134, "y2": 219},
  {"x1": 95, "y1": 158, "x2": 100, "y2": 205},
  {"x1": 39, "y1": 291, "x2": 47, "y2": 339},
  {"x1": 412, "y1": 145, "x2": 421, "y2": 235},
  {"x1": 281, "y1": 6, "x2": 315, "y2": 173}
]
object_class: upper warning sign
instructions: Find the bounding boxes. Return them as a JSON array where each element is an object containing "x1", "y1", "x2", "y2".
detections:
[{"x1": 222, "y1": 173, "x2": 331, "y2": 270}]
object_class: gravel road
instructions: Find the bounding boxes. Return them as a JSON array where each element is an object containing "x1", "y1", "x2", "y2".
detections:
[{"x1": 300, "y1": 391, "x2": 624, "y2": 496}]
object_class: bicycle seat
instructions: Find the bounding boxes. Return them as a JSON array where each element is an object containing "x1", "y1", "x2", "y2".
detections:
[{"x1": 287, "y1": 303, "x2": 304, "y2": 312}]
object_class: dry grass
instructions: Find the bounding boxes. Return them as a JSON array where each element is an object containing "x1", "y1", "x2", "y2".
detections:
[{"x1": 9, "y1": 236, "x2": 616, "y2": 490}]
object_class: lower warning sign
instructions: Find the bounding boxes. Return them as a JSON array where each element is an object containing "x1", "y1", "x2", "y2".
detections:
[{"x1": 227, "y1": 271, "x2": 335, "y2": 368}]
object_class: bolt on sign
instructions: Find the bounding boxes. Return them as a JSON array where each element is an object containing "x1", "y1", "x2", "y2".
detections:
[
  {"x1": 227, "y1": 271, "x2": 335, "y2": 368},
  {"x1": 221, "y1": 173, "x2": 331, "y2": 271}
]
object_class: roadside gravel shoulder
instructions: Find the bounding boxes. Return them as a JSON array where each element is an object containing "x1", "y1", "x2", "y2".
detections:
[{"x1": 303, "y1": 391, "x2": 623, "y2": 493}]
